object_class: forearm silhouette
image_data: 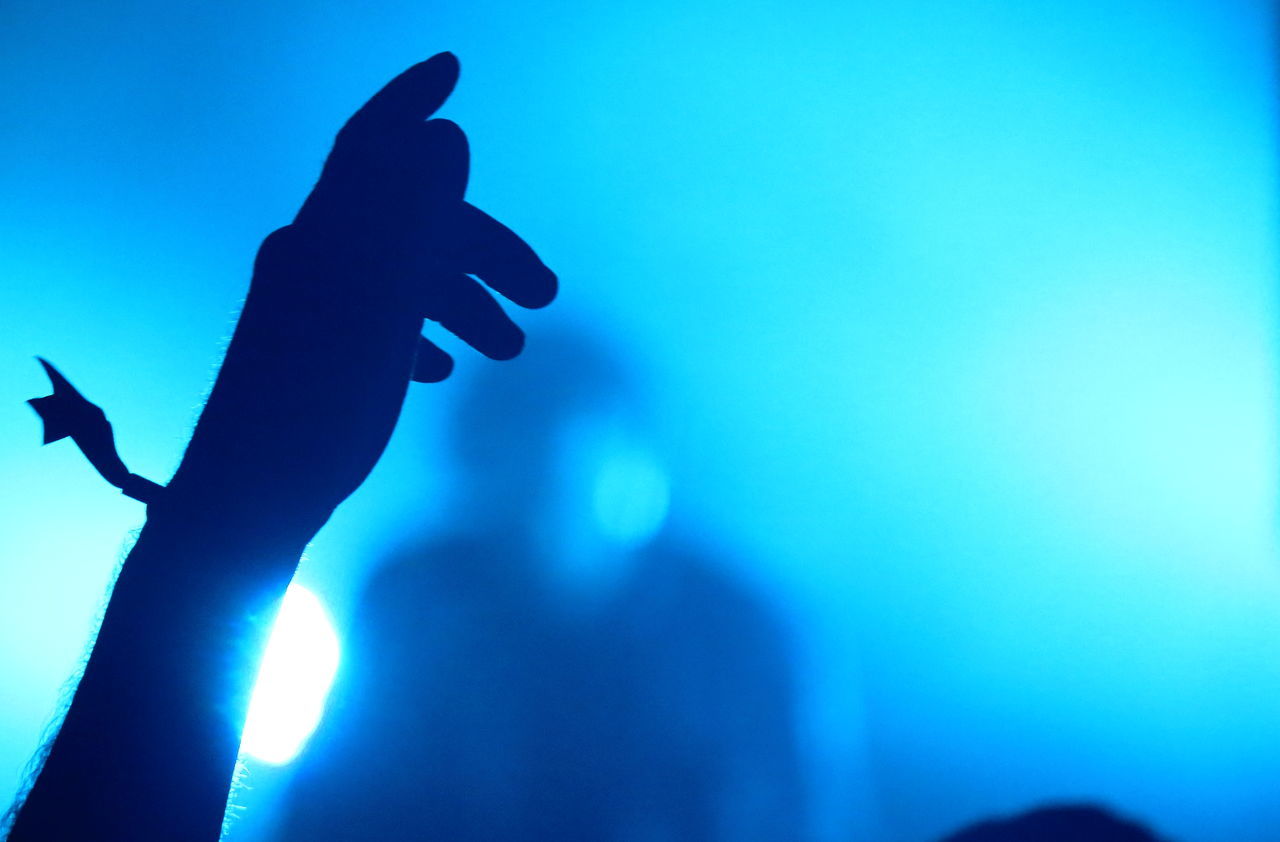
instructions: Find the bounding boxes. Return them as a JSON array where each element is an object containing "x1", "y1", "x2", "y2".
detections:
[{"x1": 6, "y1": 53, "x2": 554, "y2": 842}]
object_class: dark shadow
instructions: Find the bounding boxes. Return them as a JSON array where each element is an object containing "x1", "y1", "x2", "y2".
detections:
[
  {"x1": 274, "y1": 324, "x2": 807, "y2": 842},
  {"x1": 939, "y1": 804, "x2": 1170, "y2": 842}
]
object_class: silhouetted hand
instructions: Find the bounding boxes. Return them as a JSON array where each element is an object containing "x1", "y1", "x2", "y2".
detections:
[
  {"x1": 163, "y1": 53, "x2": 556, "y2": 532},
  {"x1": 294, "y1": 51, "x2": 557, "y2": 375},
  {"x1": 5, "y1": 53, "x2": 554, "y2": 842}
]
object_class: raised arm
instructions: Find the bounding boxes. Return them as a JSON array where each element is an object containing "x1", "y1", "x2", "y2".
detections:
[{"x1": 4, "y1": 53, "x2": 554, "y2": 842}]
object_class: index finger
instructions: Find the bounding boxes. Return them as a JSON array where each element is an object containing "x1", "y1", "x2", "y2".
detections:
[{"x1": 346, "y1": 52, "x2": 460, "y2": 131}]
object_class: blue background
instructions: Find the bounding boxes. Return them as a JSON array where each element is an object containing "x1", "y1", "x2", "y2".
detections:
[{"x1": 0, "y1": 2, "x2": 1275, "y2": 840}]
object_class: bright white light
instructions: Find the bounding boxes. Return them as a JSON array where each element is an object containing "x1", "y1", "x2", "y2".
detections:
[{"x1": 241, "y1": 583, "x2": 341, "y2": 765}]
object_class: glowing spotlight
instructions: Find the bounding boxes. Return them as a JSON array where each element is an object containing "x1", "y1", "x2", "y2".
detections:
[
  {"x1": 591, "y1": 442, "x2": 670, "y2": 550},
  {"x1": 241, "y1": 583, "x2": 340, "y2": 765}
]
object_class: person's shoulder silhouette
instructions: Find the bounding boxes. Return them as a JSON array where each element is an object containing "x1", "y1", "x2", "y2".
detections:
[
  {"x1": 939, "y1": 804, "x2": 1169, "y2": 842},
  {"x1": 276, "y1": 324, "x2": 806, "y2": 842}
]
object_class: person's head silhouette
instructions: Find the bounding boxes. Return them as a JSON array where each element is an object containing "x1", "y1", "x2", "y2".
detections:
[{"x1": 447, "y1": 323, "x2": 670, "y2": 608}]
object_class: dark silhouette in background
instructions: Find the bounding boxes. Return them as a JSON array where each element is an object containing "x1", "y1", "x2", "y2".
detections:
[
  {"x1": 939, "y1": 804, "x2": 1169, "y2": 842},
  {"x1": 5, "y1": 53, "x2": 554, "y2": 841},
  {"x1": 275, "y1": 327, "x2": 806, "y2": 842}
]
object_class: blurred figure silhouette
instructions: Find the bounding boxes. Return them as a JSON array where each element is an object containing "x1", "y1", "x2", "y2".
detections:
[
  {"x1": 939, "y1": 804, "x2": 1169, "y2": 842},
  {"x1": 275, "y1": 325, "x2": 806, "y2": 842}
]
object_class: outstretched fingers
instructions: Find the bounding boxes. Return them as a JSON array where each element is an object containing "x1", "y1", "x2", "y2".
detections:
[
  {"x1": 311, "y1": 53, "x2": 556, "y2": 381},
  {"x1": 425, "y1": 273, "x2": 526, "y2": 361},
  {"x1": 445, "y1": 203, "x2": 557, "y2": 309}
]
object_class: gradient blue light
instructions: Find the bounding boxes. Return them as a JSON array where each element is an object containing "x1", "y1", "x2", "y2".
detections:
[{"x1": 0, "y1": 2, "x2": 1274, "y2": 841}]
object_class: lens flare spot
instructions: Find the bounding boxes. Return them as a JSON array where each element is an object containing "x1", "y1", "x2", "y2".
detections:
[{"x1": 241, "y1": 584, "x2": 340, "y2": 765}]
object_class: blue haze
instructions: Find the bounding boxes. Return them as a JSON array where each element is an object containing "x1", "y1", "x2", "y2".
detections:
[{"x1": 0, "y1": 2, "x2": 1275, "y2": 840}]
